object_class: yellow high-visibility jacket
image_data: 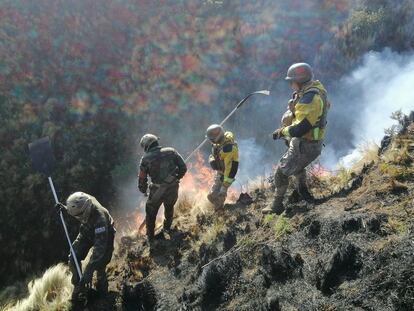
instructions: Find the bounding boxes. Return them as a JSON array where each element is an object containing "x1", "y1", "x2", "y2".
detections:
[
  {"x1": 282, "y1": 80, "x2": 329, "y2": 141},
  {"x1": 211, "y1": 131, "x2": 239, "y2": 186}
]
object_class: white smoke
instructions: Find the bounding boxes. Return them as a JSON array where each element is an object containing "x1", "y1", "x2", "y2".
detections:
[
  {"x1": 321, "y1": 49, "x2": 414, "y2": 168},
  {"x1": 236, "y1": 138, "x2": 274, "y2": 188}
]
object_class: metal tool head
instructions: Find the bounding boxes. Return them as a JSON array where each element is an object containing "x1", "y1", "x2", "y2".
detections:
[
  {"x1": 28, "y1": 137, "x2": 56, "y2": 176},
  {"x1": 254, "y1": 90, "x2": 270, "y2": 96}
]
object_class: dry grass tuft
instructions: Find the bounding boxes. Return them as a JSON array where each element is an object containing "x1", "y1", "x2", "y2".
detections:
[{"x1": 3, "y1": 264, "x2": 73, "y2": 311}]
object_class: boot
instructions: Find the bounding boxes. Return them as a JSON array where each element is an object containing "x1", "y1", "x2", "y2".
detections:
[
  {"x1": 298, "y1": 186, "x2": 315, "y2": 203},
  {"x1": 262, "y1": 196, "x2": 284, "y2": 215},
  {"x1": 207, "y1": 192, "x2": 216, "y2": 205}
]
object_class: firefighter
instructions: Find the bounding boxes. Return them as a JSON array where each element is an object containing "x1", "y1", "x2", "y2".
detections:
[
  {"x1": 138, "y1": 134, "x2": 187, "y2": 244},
  {"x1": 56, "y1": 192, "x2": 115, "y2": 302},
  {"x1": 263, "y1": 62, "x2": 329, "y2": 214},
  {"x1": 206, "y1": 124, "x2": 239, "y2": 209}
]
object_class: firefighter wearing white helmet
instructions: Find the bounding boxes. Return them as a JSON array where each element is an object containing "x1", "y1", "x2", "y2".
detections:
[
  {"x1": 263, "y1": 62, "x2": 330, "y2": 215},
  {"x1": 56, "y1": 192, "x2": 115, "y2": 301},
  {"x1": 206, "y1": 124, "x2": 239, "y2": 209},
  {"x1": 138, "y1": 133, "x2": 187, "y2": 246}
]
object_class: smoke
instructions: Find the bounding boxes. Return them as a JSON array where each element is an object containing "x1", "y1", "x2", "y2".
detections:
[
  {"x1": 236, "y1": 138, "x2": 274, "y2": 188},
  {"x1": 321, "y1": 49, "x2": 414, "y2": 168}
]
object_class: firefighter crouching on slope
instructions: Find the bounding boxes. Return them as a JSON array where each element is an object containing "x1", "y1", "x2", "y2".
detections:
[
  {"x1": 262, "y1": 62, "x2": 330, "y2": 215},
  {"x1": 138, "y1": 134, "x2": 187, "y2": 245},
  {"x1": 206, "y1": 124, "x2": 239, "y2": 209},
  {"x1": 55, "y1": 192, "x2": 115, "y2": 301}
]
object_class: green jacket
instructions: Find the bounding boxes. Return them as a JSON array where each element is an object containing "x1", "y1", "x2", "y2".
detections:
[
  {"x1": 138, "y1": 146, "x2": 187, "y2": 192},
  {"x1": 73, "y1": 198, "x2": 115, "y2": 275}
]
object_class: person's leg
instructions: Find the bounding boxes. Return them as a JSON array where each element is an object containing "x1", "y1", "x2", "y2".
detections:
[
  {"x1": 293, "y1": 140, "x2": 323, "y2": 202},
  {"x1": 263, "y1": 167, "x2": 289, "y2": 214},
  {"x1": 263, "y1": 138, "x2": 300, "y2": 214},
  {"x1": 294, "y1": 169, "x2": 314, "y2": 202},
  {"x1": 163, "y1": 184, "x2": 179, "y2": 231},
  {"x1": 207, "y1": 173, "x2": 223, "y2": 206},
  {"x1": 96, "y1": 231, "x2": 115, "y2": 294},
  {"x1": 146, "y1": 188, "x2": 163, "y2": 241}
]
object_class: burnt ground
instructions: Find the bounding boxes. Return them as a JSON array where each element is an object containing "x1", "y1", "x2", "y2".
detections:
[{"x1": 82, "y1": 126, "x2": 414, "y2": 311}]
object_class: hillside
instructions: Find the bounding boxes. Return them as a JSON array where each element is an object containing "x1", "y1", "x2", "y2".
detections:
[
  {"x1": 109, "y1": 114, "x2": 414, "y2": 311},
  {"x1": 4, "y1": 113, "x2": 412, "y2": 311}
]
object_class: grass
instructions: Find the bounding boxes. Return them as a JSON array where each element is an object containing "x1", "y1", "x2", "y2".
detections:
[
  {"x1": 262, "y1": 214, "x2": 293, "y2": 240},
  {"x1": 379, "y1": 163, "x2": 414, "y2": 180},
  {"x1": 194, "y1": 219, "x2": 226, "y2": 249},
  {"x1": 273, "y1": 215, "x2": 293, "y2": 239},
  {"x1": 2, "y1": 264, "x2": 73, "y2": 311},
  {"x1": 385, "y1": 217, "x2": 409, "y2": 236}
]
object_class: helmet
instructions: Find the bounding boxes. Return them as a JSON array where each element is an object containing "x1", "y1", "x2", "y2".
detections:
[
  {"x1": 206, "y1": 124, "x2": 224, "y2": 144},
  {"x1": 285, "y1": 63, "x2": 313, "y2": 84},
  {"x1": 66, "y1": 192, "x2": 92, "y2": 223},
  {"x1": 140, "y1": 134, "x2": 159, "y2": 151}
]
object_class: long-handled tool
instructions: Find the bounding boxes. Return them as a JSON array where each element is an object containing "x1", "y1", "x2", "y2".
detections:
[
  {"x1": 138, "y1": 90, "x2": 271, "y2": 231},
  {"x1": 184, "y1": 90, "x2": 270, "y2": 162},
  {"x1": 28, "y1": 137, "x2": 82, "y2": 279}
]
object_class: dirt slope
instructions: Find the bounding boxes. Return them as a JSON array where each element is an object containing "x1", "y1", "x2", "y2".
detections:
[{"x1": 86, "y1": 118, "x2": 414, "y2": 311}]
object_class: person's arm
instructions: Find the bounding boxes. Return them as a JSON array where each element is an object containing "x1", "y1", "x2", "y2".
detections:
[
  {"x1": 138, "y1": 157, "x2": 148, "y2": 193},
  {"x1": 282, "y1": 91, "x2": 322, "y2": 138},
  {"x1": 222, "y1": 144, "x2": 239, "y2": 187},
  {"x1": 174, "y1": 151, "x2": 187, "y2": 179}
]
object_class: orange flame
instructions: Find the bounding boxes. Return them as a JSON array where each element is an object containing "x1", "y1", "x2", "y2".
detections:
[
  {"x1": 180, "y1": 152, "x2": 239, "y2": 202},
  {"x1": 309, "y1": 163, "x2": 332, "y2": 178}
]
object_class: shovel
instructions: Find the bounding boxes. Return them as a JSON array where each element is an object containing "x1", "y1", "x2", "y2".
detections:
[{"x1": 28, "y1": 137, "x2": 82, "y2": 279}]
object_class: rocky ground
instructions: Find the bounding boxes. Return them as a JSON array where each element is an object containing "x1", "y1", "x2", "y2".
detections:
[{"x1": 79, "y1": 118, "x2": 414, "y2": 311}]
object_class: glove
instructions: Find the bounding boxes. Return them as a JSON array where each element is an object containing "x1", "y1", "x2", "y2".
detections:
[
  {"x1": 209, "y1": 155, "x2": 220, "y2": 171},
  {"x1": 55, "y1": 202, "x2": 66, "y2": 213},
  {"x1": 138, "y1": 181, "x2": 148, "y2": 194},
  {"x1": 272, "y1": 128, "x2": 285, "y2": 140}
]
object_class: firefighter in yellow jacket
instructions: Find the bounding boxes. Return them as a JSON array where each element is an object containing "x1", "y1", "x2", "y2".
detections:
[
  {"x1": 206, "y1": 124, "x2": 239, "y2": 209},
  {"x1": 263, "y1": 62, "x2": 329, "y2": 214}
]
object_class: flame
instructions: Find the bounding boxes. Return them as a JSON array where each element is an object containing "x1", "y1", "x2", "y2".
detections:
[
  {"x1": 309, "y1": 163, "x2": 332, "y2": 178},
  {"x1": 179, "y1": 152, "x2": 239, "y2": 204}
]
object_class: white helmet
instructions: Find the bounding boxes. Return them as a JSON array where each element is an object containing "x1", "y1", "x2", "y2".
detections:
[
  {"x1": 206, "y1": 124, "x2": 225, "y2": 144},
  {"x1": 140, "y1": 134, "x2": 159, "y2": 151},
  {"x1": 66, "y1": 192, "x2": 92, "y2": 223}
]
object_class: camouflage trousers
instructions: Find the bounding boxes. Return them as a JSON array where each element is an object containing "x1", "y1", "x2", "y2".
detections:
[
  {"x1": 68, "y1": 229, "x2": 115, "y2": 293},
  {"x1": 274, "y1": 137, "x2": 323, "y2": 200},
  {"x1": 145, "y1": 182, "x2": 179, "y2": 240},
  {"x1": 207, "y1": 173, "x2": 227, "y2": 209}
]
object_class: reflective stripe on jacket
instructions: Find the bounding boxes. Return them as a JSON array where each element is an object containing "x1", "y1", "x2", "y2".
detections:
[
  {"x1": 212, "y1": 131, "x2": 239, "y2": 186},
  {"x1": 282, "y1": 80, "x2": 329, "y2": 141}
]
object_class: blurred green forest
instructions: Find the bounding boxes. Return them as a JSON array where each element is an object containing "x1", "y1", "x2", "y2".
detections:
[{"x1": 0, "y1": 0, "x2": 413, "y2": 286}]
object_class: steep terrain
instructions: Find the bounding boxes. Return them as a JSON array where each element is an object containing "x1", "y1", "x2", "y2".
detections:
[
  {"x1": 88, "y1": 115, "x2": 414, "y2": 310},
  {"x1": 3, "y1": 114, "x2": 413, "y2": 311}
]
